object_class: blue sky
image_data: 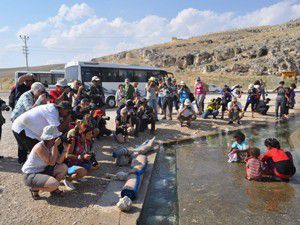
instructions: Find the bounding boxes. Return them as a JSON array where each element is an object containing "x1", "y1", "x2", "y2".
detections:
[{"x1": 0, "y1": 0, "x2": 300, "y2": 68}]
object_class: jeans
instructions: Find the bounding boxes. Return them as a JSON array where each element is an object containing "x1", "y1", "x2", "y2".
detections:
[
  {"x1": 173, "y1": 97, "x2": 179, "y2": 111},
  {"x1": 148, "y1": 99, "x2": 158, "y2": 120},
  {"x1": 244, "y1": 98, "x2": 258, "y2": 112},
  {"x1": 13, "y1": 130, "x2": 39, "y2": 164},
  {"x1": 275, "y1": 98, "x2": 286, "y2": 118},
  {"x1": 202, "y1": 110, "x2": 219, "y2": 119}
]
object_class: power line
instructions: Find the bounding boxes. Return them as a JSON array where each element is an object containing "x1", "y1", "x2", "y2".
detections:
[{"x1": 19, "y1": 35, "x2": 29, "y2": 71}]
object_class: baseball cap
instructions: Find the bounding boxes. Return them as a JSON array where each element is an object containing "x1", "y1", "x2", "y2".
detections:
[
  {"x1": 56, "y1": 101, "x2": 72, "y2": 110},
  {"x1": 92, "y1": 76, "x2": 100, "y2": 82}
]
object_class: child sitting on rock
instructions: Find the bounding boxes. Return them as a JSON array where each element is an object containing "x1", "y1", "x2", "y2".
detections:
[
  {"x1": 245, "y1": 148, "x2": 262, "y2": 181},
  {"x1": 228, "y1": 131, "x2": 249, "y2": 163},
  {"x1": 177, "y1": 99, "x2": 196, "y2": 127}
]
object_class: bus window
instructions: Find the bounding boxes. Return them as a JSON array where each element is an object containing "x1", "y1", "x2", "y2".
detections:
[
  {"x1": 65, "y1": 66, "x2": 78, "y2": 82},
  {"x1": 134, "y1": 70, "x2": 148, "y2": 82},
  {"x1": 101, "y1": 68, "x2": 119, "y2": 82},
  {"x1": 38, "y1": 73, "x2": 52, "y2": 84},
  {"x1": 52, "y1": 74, "x2": 64, "y2": 83},
  {"x1": 119, "y1": 69, "x2": 134, "y2": 82},
  {"x1": 81, "y1": 66, "x2": 102, "y2": 82}
]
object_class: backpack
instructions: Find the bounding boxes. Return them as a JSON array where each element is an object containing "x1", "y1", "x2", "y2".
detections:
[{"x1": 8, "y1": 85, "x2": 16, "y2": 109}]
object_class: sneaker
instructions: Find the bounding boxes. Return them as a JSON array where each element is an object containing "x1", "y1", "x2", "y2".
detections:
[{"x1": 63, "y1": 180, "x2": 76, "y2": 190}]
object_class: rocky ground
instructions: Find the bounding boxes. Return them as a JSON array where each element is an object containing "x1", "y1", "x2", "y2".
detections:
[{"x1": 0, "y1": 92, "x2": 299, "y2": 225}]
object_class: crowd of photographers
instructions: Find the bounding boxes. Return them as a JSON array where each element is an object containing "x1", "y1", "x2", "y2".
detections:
[{"x1": 0, "y1": 72, "x2": 296, "y2": 199}]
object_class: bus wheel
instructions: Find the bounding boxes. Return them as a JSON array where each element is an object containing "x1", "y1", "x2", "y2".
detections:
[{"x1": 106, "y1": 96, "x2": 116, "y2": 108}]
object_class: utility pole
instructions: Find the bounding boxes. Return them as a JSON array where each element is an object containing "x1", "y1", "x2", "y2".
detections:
[{"x1": 19, "y1": 35, "x2": 29, "y2": 71}]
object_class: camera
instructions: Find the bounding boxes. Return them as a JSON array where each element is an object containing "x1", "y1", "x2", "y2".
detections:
[
  {"x1": 60, "y1": 135, "x2": 72, "y2": 144},
  {"x1": 0, "y1": 99, "x2": 10, "y2": 111},
  {"x1": 89, "y1": 152, "x2": 98, "y2": 167},
  {"x1": 102, "y1": 116, "x2": 110, "y2": 121}
]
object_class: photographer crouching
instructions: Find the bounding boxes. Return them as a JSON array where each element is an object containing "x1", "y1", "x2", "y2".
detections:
[
  {"x1": 115, "y1": 108, "x2": 134, "y2": 143},
  {"x1": 137, "y1": 98, "x2": 155, "y2": 134},
  {"x1": 21, "y1": 126, "x2": 68, "y2": 199}
]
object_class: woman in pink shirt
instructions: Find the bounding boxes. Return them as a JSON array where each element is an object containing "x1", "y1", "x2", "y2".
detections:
[{"x1": 194, "y1": 77, "x2": 206, "y2": 114}]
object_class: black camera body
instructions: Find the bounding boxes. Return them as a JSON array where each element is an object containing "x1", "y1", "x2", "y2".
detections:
[
  {"x1": 0, "y1": 99, "x2": 10, "y2": 111},
  {"x1": 60, "y1": 136, "x2": 72, "y2": 144},
  {"x1": 89, "y1": 152, "x2": 98, "y2": 167}
]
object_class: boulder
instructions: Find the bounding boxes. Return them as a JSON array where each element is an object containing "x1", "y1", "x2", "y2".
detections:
[
  {"x1": 214, "y1": 48, "x2": 235, "y2": 61},
  {"x1": 204, "y1": 64, "x2": 219, "y2": 73},
  {"x1": 231, "y1": 64, "x2": 250, "y2": 73},
  {"x1": 194, "y1": 52, "x2": 212, "y2": 65},
  {"x1": 257, "y1": 46, "x2": 268, "y2": 57}
]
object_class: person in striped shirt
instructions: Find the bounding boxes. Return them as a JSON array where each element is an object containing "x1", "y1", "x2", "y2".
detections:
[{"x1": 245, "y1": 148, "x2": 262, "y2": 181}]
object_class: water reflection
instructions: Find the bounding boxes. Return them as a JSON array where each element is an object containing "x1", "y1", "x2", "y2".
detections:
[
  {"x1": 176, "y1": 116, "x2": 300, "y2": 224},
  {"x1": 246, "y1": 183, "x2": 295, "y2": 212}
]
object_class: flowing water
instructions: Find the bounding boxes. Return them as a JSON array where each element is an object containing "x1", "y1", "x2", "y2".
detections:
[{"x1": 139, "y1": 117, "x2": 300, "y2": 225}]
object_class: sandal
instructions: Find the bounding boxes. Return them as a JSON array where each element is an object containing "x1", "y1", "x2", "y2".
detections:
[
  {"x1": 50, "y1": 189, "x2": 65, "y2": 197},
  {"x1": 30, "y1": 188, "x2": 40, "y2": 200}
]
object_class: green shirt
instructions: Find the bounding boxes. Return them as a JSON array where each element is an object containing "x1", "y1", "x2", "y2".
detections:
[{"x1": 125, "y1": 84, "x2": 135, "y2": 100}]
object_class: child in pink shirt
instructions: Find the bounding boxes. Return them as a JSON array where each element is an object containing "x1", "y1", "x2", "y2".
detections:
[{"x1": 245, "y1": 148, "x2": 262, "y2": 181}]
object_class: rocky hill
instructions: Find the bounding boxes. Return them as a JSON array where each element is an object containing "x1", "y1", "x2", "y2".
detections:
[
  {"x1": 92, "y1": 18, "x2": 300, "y2": 86},
  {"x1": 1, "y1": 19, "x2": 299, "y2": 91}
]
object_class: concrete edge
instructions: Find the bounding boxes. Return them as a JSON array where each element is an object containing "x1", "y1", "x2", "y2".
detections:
[{"x1": 92, "y1": 151, "x2": 157, "y2": 225}]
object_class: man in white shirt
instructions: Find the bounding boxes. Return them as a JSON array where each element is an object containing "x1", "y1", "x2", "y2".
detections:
[
  {"x1": 177, "y1": 99, "x2": 196, "y2": 127},
  {"x1": 12, "y1": 101, "x2": 71, "y2": 164}
]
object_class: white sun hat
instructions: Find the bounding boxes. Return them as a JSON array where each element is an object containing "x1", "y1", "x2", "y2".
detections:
[
  {"x1": 92, "y1": 76, "x2": 100, "y2": 82},
  {"x1": 180, "y1": 81, "x2": 186, "y2": 86},
  {"x1": 184, "y1": 99, "x2": 191, "y2": 106},
  {"x1": 56, "y1": 79, "x2": 68, "y2": 87},
  {"x1": 40, "y1": 125, "x2": 62, "y2": 141}
]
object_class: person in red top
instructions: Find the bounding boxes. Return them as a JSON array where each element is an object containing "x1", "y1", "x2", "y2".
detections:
[
  {"x1": 50, "y1": 79, "x2": 73, "y2": 104},
  {"x1": 261, "y1": 138, "x2": 296, "y2": 181}
]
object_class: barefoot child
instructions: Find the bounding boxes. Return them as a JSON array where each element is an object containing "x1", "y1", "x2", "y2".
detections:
[
  {"x1": 228, "y1": 131, "x2": 249, "y2": 163},
  {"x1": 245, "y1": 148, "x2": 262, "y2": 180}
]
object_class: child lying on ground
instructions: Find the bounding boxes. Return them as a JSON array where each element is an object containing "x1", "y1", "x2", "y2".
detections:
[
  {"x1": 228, "y1": 131, "x2": 249, "y2": 163},
  {"x1": 245, "y1": 148, "x2": 262, "y2": 181}
]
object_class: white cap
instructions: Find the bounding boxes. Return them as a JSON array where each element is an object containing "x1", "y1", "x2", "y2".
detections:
[
  {"x1": 56, "y1": 79, "x2": 68, "y2": 87},
  {"x1": 40, "y1": 125, "x2": 62, "y2": 141},
  {"x1": 92, "y1": 76, "x2": 100, "y2": 82},
  {"x1": 248, "y1": 84, "x2": 254, "y2": 89},
  {"x1": 184, "y1": 99, "x2": 191, "y2": 106},
  {"x1": 180, "y1": 81, "x2": 186, "y2": 86},
  {"x1": 149, "y1": 77, "x2": 155, "y2": 81}
]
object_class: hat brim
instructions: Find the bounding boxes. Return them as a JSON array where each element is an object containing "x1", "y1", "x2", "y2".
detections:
[{"x1": 41, "y1": 132, "x2": 62, "y2": 141}]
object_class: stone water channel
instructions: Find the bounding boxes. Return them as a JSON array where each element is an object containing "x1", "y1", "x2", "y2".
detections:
[{"x1": 139, "y1": 117, "x2": 300, "y2": 225}]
